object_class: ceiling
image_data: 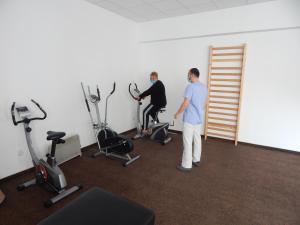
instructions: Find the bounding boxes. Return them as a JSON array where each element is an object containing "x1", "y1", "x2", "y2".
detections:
[{"x1": 86, "y1": 0, "x2": 275, "y2": 22}]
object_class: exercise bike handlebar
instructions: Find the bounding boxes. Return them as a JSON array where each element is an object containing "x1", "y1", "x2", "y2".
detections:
[{"x1": 11, "y1": 99, "x2": 47, "y2": 125}]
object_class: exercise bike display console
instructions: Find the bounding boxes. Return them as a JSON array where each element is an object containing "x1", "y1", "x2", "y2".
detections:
[{"x1": 11, "y1": 100, "x2": 82, "y2": 207}]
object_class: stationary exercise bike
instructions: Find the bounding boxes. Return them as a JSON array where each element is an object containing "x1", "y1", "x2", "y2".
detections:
[
  {"x1": 129, "y1": 83, "x2": 172, "y2": 145},
  {"x1": 81, "y1": 82, "x2": 140, "y2": 166},
  {"x1": 11, "y1": 100, "x2": 82, "y2": 207}
]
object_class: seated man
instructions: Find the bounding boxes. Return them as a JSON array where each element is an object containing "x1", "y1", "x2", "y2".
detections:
[{"x1": 138, "y1": 72, "x2": 167, "y2": 135}]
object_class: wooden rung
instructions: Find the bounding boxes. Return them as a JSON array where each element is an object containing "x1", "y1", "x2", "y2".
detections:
[
  {"x1": 210, "y1": 84, "x2": 240, "y2": 88},
  {"x1": 211, "y1": 67, "x2": 242, "y2": 70},
  {"x1": 208, "y1": 116, "x2": 237, "y2": 122},
  {"x1": 212, "y1": 59, "x2": 243, "y2": 62},
  {"x1": 212, "y1": 46, "x2": 244, "y2": 50},
  {"x1": 209, "y1": 106, "x2": 238, "y2": 111},
  {"x1": 209, "y1": 95, "x2": 239, "y2": 100},
  {"x1": 208, "y1": 122, "x2": 237, "y2": 129},
  {"x1": 212, "y1": 53, "x2": 243, "y2": 56},
  {"x1": 207, "y1": 132, "x2": 235, "y2": 139},
  {"x1": 211, "y1": 73, "x2": 241, "y2": 76},
  {"x1": 208, "y1": 126, "x2": 236, "y2": 133},
  {"x1": 209, "y1": 101, "x2": 239, "y2": 105},
  {"x1": 208, "y1": 111, "x2": 237, "y2": 116},
  {"x1": 211, "y1": 78, "x2": 241, "y2": 82},
  {"x1": 210, "y1": 90, "x2": 240, "y2": 94}
]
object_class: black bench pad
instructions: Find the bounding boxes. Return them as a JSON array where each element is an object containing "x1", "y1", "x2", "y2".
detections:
[{"x1": 38, "y1": 187, "x2": 155, "y2": 225}]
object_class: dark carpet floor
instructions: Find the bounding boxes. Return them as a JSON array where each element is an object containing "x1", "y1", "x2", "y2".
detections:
[{"x1": 0, "y1": 133, "x2": 300, "y2": 225}]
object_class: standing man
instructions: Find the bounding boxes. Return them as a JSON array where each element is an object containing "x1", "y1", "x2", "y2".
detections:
[
  {"x1": 174, "y1": 68, "x2": 208, "y2": 172},
  {"x1": 138, "y1": 72, "x2": 167, "y2": 135}
]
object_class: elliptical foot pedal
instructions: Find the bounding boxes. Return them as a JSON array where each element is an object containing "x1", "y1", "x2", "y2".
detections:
[
  {"x1": 123, "y1": 155, "x2": 141, "y2": 167},
  {"x1": 162, "y1": 137, "x2": 172, "y2": 145}
]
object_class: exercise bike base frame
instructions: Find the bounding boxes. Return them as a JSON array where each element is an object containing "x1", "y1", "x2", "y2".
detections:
[
  {"x1": 45, "y1": 185, "x2": 82, "y2": 208},
  {"x1": 17, "y1": 176, "x2": 82, "y2": 208}
]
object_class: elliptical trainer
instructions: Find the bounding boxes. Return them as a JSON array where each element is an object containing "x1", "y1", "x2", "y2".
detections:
[
  {"x1": 81, "y1": 82, "x2": 140, "y2": 166},
  {"x1": 11, "y1": 100, "x2": 82, "y2": 207}
]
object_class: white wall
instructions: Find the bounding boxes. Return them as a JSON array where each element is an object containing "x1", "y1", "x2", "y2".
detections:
[
  {"x1": 139, "y1": 0, "x2": 300, "y2": 152},
  {"x1": 0, "y1": 0, "x2": 139, "y2": 178}
]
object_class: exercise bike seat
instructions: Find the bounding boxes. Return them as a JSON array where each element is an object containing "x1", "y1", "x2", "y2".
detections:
[{"x1": 47, "y1": 131, "x2": 66, "y2": 141}]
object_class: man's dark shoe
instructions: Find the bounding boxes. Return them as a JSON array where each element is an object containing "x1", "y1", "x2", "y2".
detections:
[
  {"x1": 192, "y1": 161, "x2": 201, "y2": 167},
  {"x1": 176, "y1": 165, "x2": 192, "y2": 172}
]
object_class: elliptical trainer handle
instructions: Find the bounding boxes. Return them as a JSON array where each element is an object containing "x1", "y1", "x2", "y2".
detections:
[
  {"x1": 81, "y1": 82, "x2": 91, "y2": 112},
  {"x1": 128, "y1": 83, "x2": 134, "y2": 99},
  {"x1": 129, "y1": 83, "x2": 141, "y2": 100},
  {"x1": 97, "y1": 85, "x2": 100, "y2": 100},
  {"x1": 85, "y1": 99, "x2": 91, "y2": 112},
  {"x1": 110, "y1": 82, "x2": 116, "y2": 95},
  {"x1": 128, "y1": 83, "x2": 137, "y2": 99},
  {"x1": 30, "y1": 99, "x2": 47, "y2": 120},
  {"x1": 11, "y1": 102, "x2": 18, "y2": 125}
]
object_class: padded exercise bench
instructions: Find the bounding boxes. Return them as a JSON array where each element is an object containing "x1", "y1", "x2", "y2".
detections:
[{"x1": 38, "y1": 187, "x2": 155, "y2": 225}]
